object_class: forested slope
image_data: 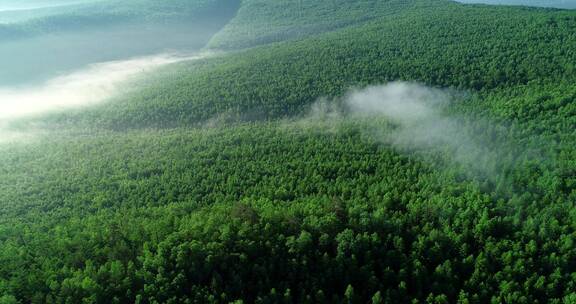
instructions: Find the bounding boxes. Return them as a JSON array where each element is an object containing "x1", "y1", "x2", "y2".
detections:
[
  {"x1": 207, "y1": 0, "x2": 426, "y2": 50},
  {"x1": 40, "y1": 0, "x2": 576, "y2": 130},
  {"x1": 1, "y1": 0, "x2": 576, "y2": 303}
]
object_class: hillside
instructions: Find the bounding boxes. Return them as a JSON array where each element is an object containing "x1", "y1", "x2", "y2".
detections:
[
  {"x1": 1, "y1": 0, "x2": 576, "y2": 303},
  {"x1": 39, "y1": 0, "x2": 576, "y2": 129},
  {"x1": 207, "y1": 0, "x2": 425, "y2": 50}
]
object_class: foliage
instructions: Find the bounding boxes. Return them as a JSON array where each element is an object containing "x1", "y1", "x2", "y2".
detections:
[
  {"x1": 207, "y1": 0, "x2": 422, "y2": 50},
  {"x1": 1, "y1": 0, "x2": 576, "y2": 303}
]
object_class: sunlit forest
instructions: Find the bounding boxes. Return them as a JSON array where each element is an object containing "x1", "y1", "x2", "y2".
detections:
[{"x1": 1, "y1": 0, "x2": 576, "y2": 303}]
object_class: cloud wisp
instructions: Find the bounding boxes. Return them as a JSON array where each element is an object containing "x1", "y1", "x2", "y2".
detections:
[
  {"x1": 307, "y1": 82, "x2": 500, "y2": 177},
  {"x1": 348, "y1": 83, "x2": 496, "y2": 172}
]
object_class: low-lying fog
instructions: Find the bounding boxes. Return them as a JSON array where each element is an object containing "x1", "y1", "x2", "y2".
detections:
[
  {"x1": 0, "y1": 52, "x2": 212, "y2": 143},
  {"x1": 0, "y1": 53, "x2": 204, "y2": 122},
  {"x1": 0, "y1": 24, "x2": 216, "y2": 86}
]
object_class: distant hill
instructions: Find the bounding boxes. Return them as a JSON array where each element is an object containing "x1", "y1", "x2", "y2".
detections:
[
  {"x1": 208, "y1": 0, "x2": 428, "y2": 49},
  {"x1": 0, "y1": 0, "x2": 241, "y2": 42},
  {"x1": 455, "y1": 0, "x2": 576, "y2": 9},
  {"x1": 0, "y1": 0, "x2": 240, "y2": 85}
]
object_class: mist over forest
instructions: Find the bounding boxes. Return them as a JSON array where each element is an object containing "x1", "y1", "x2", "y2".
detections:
[{"x1": 1, "y1": 0, "x2": 576, "y2": 303}]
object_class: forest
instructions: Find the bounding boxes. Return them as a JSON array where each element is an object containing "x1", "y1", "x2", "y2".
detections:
[{"x1": 1, "y1": 0, "x2": 576, "y2": 303}]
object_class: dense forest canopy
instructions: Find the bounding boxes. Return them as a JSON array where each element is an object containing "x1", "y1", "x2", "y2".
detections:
[{"x1": 1, "y1": 0, "x2": 576, "y2": 303}]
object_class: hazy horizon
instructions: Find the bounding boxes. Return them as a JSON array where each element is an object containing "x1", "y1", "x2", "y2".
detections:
[{"x1": 0, "y1": 0, "x2": 93, "y2": 11}]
